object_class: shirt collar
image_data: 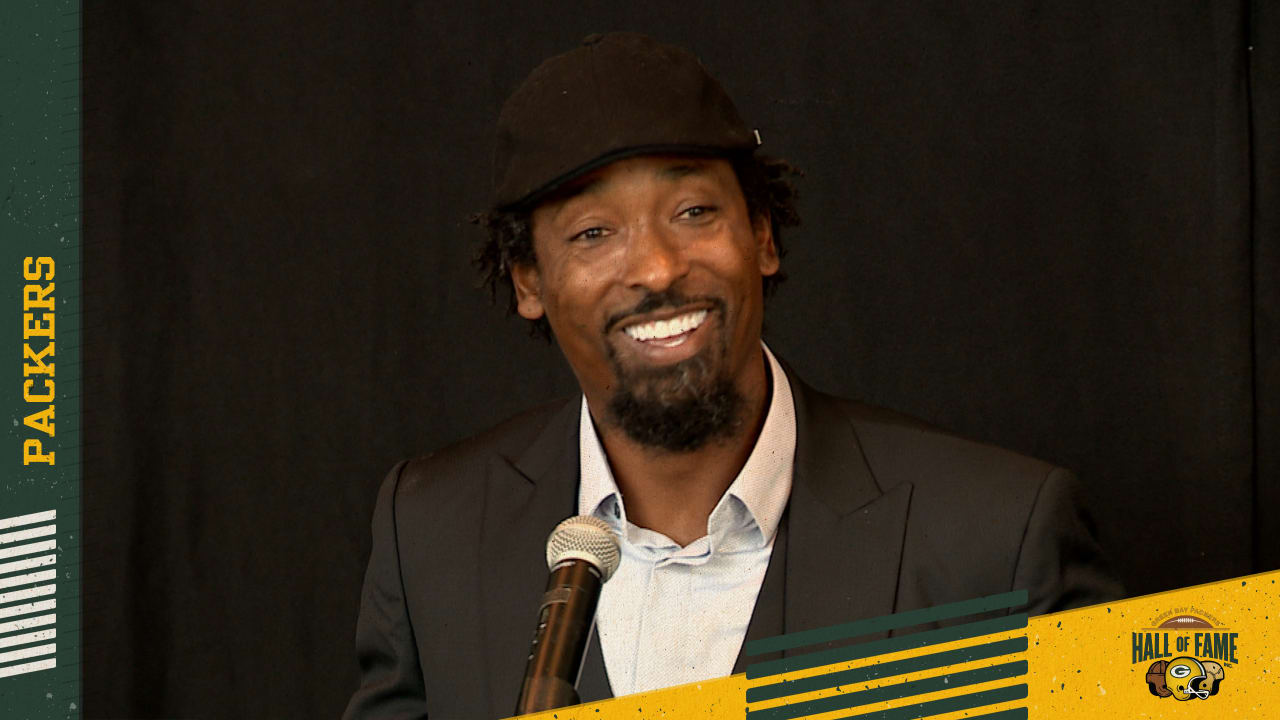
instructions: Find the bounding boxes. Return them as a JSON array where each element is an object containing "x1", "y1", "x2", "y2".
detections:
[{"x1": 577, "y1": 342, "x2": 796, "y2": 548}]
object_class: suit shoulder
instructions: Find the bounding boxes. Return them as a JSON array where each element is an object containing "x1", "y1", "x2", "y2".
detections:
[
  {"x1": 809, "y1": 394, "x2": 1107, "y2": 611},
  {"x1": 826, "y1": 394, "x2": 1059, "y2": 498},
  {"x1": 394, "y1": 396, "x2": 575, "y2": 499}
]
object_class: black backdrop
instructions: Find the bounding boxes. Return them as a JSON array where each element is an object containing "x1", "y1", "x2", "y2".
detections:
[{"x1": 81, "y1": 2, "x2": 1277, "y2": 718}]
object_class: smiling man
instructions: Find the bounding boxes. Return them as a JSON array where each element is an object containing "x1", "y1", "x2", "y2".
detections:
[
  {"x1": 512, "y1": 154, "x2": 780, "y2": 549},
  {"x1": 343, "y1": 32, "x2": 1121, "y2": 719}
]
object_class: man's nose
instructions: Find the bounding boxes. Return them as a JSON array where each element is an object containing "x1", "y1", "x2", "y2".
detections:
[{"x1": 622, "y1": 223, "x2": 690, "y2": 291}]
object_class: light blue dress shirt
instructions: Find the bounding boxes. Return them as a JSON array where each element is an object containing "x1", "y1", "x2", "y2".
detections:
[{"x1": 576, "y1": 343, "x2": 796, "y2": 696}]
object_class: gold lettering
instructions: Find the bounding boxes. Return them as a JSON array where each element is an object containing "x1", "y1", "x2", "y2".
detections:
[
  {"x1": 23, "y1": 342, "x2": 54, "y2": 377},
  {"x1": 23, "y1": 378, "x2": 55, "y2": 404},
  {"x1": 22, "y1": 256, "x2": 55, "y2": 281},
  {"x1": 22, "y1": 312, "x2": 54, "y2": 340},
  {"x1": 23, "y1": 283, "x2": 55, "y2": 311},
  {"x1": 22, "y1": 439, "x2": 54, "y2": 465},
  {"x1": 23, "y1": 405, "x2": 55, "y2": 436}
]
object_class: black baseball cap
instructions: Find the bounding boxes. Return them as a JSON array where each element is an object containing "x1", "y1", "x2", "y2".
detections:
[{"x1": 492, "y1": 32, "x2": 760, "y2": 210}]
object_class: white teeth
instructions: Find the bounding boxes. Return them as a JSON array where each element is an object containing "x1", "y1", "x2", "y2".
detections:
[{"x1": 624, "y1": 309, "x2": 708, "y2": 342}]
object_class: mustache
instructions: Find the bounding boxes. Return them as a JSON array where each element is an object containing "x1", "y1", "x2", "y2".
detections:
[{"x1": 604, "y1": 290, "x2": 726, "y2": 333}]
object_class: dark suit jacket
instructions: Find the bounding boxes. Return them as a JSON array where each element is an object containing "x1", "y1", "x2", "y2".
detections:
[{"x1": 342, "y1": 369, "x2": 1121, "y2": 719}]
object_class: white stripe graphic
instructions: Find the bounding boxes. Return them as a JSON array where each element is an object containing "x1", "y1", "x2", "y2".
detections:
[
  {"x1": 0, "y1": 554, "x2": 56, "y2": 575},
  {"x1": 0, "y1": 570, "x2": 57, "y2": 590},
  {"x1": 0, "y1": 525, "x2": 56, "y2": 544},
  {"x1": 0, "y1": 539, "x2": 57, "y2": 560},
  {"x1": 0, "y1": 584, "x2": 55, "y2": 604},
  {"x1": 0, "y1": 642, "x2": 55, "y2": 664},
  {"x1": 0, "y1": 599, "x2": 55, "y2": 619},
  {"x1": 0, "y1": 658, "x2": 56, "y2": 678},
  {"x1": 0, "y1": 613, "x2": 55, "y2": 634},
  {"x1": 0, "y1": 511, "x2": 57, "y2": 678},
  {"x1": 0, "y1": 628, "x2": 55, "y2": 649},
  {"x1": 0, "y1": 510, "x2": 55, "y2": 531}
]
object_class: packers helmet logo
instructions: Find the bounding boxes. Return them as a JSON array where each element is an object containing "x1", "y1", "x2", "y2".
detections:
[
  {"x1": 1148, "y1": 656, "x2": 1224, "y2": 701},
  {"x1": 1135, "y1": 609, "x2": 1237, "y2": 702}
]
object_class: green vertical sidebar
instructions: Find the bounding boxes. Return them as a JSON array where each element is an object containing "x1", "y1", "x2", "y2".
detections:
[{"x1": 0, "y1": 2, "x2": 82, "y2": 720}]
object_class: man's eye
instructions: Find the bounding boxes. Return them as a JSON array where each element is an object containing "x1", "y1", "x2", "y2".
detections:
[
  {"x1": 679, "y1": 205, "x2": 716, "y2": 219},
  {"x1": 571, "y1": 227, "x2": 606, "y2": 242}
]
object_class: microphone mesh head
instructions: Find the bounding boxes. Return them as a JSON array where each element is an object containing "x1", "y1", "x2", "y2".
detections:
[{"x1": 546, "y1": 515, "x2": 621, "y2": 582}]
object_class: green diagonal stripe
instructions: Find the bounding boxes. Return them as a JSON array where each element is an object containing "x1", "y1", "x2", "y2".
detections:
[
  {"x1": 747, "y1": 636, "x2": 1027, "y2": 702},
  {"x1": 746, "y1": 614, "x2": 1027, "y2": 679},
  {"x1": 745, "y1": 590, "x2": 1027, "y2": 656},
  {"x1": 746, "y1": 660, "x2": 1026, "y2": 720},
  {"x1": 835, "y1": 683, "x2": 1027, "y2": 720}
]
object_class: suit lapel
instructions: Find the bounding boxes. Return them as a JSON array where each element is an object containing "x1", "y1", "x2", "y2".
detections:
[
  {"x1": 479, "y1": 397, "x2": 585, "y2": 718},
  {"x1": 739, "y1": 365, "x2": 913, "y2": 672},
  {"x1": 732, "y1": 507, "x2": 788, "y2": 673},
  {"x1": 782, "y1": 371, "x2": 913, "y2": 646}
]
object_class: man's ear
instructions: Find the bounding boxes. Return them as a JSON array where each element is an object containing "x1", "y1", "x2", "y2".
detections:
[
  {"x1": 753, "y1": 212, "x2": 780, "y2": 277},
  {"x1": 510, "y1": 261, "x2": 546, "y2": 320}
]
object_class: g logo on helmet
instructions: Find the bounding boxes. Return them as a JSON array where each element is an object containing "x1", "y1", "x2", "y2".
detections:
[{"x1": 1165, "y1": 656, "x2": 1211, "y2": 701}]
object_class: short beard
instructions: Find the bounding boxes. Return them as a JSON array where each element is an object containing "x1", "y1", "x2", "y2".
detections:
[{"x1": 605, "y1": 345, "x2": 745, "y2": 453}]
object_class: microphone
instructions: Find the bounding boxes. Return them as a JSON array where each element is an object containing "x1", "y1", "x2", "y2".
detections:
[{"x1": 515, "y1": 515, "x2": 621, "y2": 715}]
